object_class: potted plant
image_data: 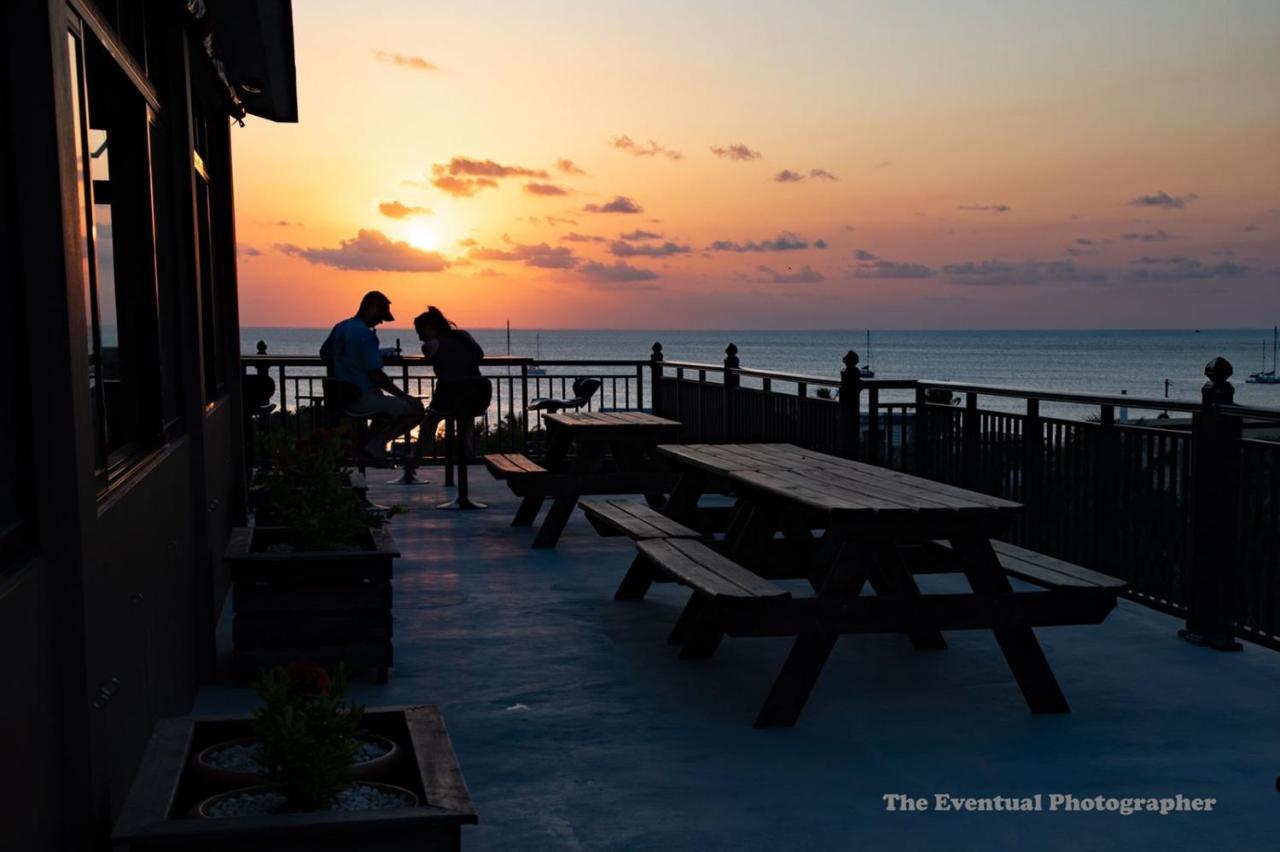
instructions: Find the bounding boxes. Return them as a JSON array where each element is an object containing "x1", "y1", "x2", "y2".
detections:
[
  {"x1": 193, "y1": 661, "x2": 415, "y2": 817},
  {"x1": 228, "y1": 430, "x2": 402, "y2": 682},
  {"x1": 112, "y1": 698, "x2": 477, "y2": 850}
]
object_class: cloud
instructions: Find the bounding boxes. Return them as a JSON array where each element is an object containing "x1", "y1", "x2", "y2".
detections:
[
  {"x1": 709, "y1": 231, "x2": 814, "y2": 252},
  {"x1": 545, "y1": 215, "x2": 578, "y2": 226},
  {"x1": 1075, "y1": 238, "x2": 1094, "y2": 245},
  {"x1": 609, "y1": 135, "x2": 683, "y2": 160},
  {"x1": 1128, "y1": 191, "x2": 1198, "y2": 209},
  {"x1": 942, "y1": 259, "x2": 1106, "y2": 286},
  {"x1": 467, "y1": 240, "x2": 578, "y2": 269},
  {"x1": 378, "y1": 200, "x2": 433, "y2": 219},
  {"x1": 277, "y1": 229, "x2": 450, "y2": 272},
  {"x1": 578, "y1": 259, "x2": 660, "y2": 284},
  {"x1": 275, "y1": 220, "x2": 300, "y2": 227},
  {"x1": 434, "y1": 156, "x2": 548, "y2": 179},
  {"x1": 1123, "y1": 255, "x2": 1251, "y2": 283},
  {"x1": 559, "y1": 232, "x2": 605, "y2": 243},
  {"x1": 556, "y1": 158, "x2": 586, "y2": 175},
  {"x1": 958, "y1": 203, "x2": 1011, "y2": 213},
  {"x1": 455, "y1": 237, "x2": 478, "y2": 247},
  {"x1": 814, "y1": 239, "x2": 829, "y2": 249},
  {"x1": 524, "y1": 182, "x2": 569, "y2": 196},
  {"x1": 430, "y1": 175, "x2": 499, "y2": 197},
  {"x1": 710, "y1": 143, "x2": 761, "y2": 161},
  {"x1": 808, "y1": 168, "x2": 839, "y2": 181},
  {"x1": 620, "y1": 229, "x2": 663, "y2": 241},
  {"x1": 584, "y1": 195, "x2": 644, "y2": 214},
  {"x1": 608, "y1": 240, "x2": 690, "y2": 258},
  {"x1": 852, "y1": 259, "x2": 936, "y2": 279},
  {"x1": 756, "y1": 264, "x2": 825, "y2": 284},
  {"x1": 774, "y1": 169, "x2": 805, "y2": 183},
  {"x1": 374, "y1": 50, "x2": 438, "y2": 72},
  {"x1": 1244, "y1": 224, "x2": 1259, "y2": 232},
  {"x1": 239, "y1": 245, "x2": 262, "y2": 257},
  {"x1": 854, "y1": 249, "x2": 878, "y2": 261},
  {"x1": 1121, "y1": 229, "x2": 1176, "y2": 242},
  {"x1": 472, "y1": 268, "x2": 505, "y2": 278}
]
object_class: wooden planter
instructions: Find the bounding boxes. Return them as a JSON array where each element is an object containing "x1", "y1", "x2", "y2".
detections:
[
  {"x1": 112, "y1": 705, "x2": 478, "y2": 851},
  {"x1": 225, "y1": 526, "x2": 400, "y2": 682}
]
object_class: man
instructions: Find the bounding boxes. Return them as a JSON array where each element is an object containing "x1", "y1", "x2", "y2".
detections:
[{"x1": 320, "y1": 290, "x2": 424, "y2": 461}]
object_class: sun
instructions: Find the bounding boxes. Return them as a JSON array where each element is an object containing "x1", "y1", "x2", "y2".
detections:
[{"x1": 406, "y1": 223, "x2": 440, "y2": 252}]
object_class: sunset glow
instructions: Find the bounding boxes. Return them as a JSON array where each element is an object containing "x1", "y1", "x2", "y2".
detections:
[{"x1": 233, "y1": 0, "x2": 1280, "y2": 329}]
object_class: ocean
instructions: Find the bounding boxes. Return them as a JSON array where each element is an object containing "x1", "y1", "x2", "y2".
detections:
[{"x1": 242, "y1": 327, "x2": 1280, "y2": 418}]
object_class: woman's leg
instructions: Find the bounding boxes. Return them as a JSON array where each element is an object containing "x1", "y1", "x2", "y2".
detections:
[{"x1": 415, "y1": 410, "x2": 444, "y2": 459}]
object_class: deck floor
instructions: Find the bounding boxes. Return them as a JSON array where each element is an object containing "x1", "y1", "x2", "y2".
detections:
[{"x1": 199, "y1": 471, "x2": 1280, "y2": 851}]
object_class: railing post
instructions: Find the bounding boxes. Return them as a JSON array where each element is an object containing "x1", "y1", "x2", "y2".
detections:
[
  {"x1": 649, "y1": 342, "x2": 664, "y2": 418},
  {"x1": 836, "y1": 350, "x2": 862, "y2": 459},
  {"x1": 913, "y1": 383, "x2": 931, "y2": 477},
  {"x1": 723, "y1": 343, "x2": 739, "y2": 443},
  {"x1": 1095, "y1": 403, "x2": 1120, "y2": 569},
  {"x1": 1180, "y1": 356, "x2": 1244, "y2": 651},
  {"x1": 1021, "y1": 397, "x2": 1042, "y2": 542},
  {"x1": 866, "y1": 386, "x2": 881, "y2": 466},
  {"x1": 961, "y1": 391, "x2": 979, "y2": 489},
  {"x1": 635, "y1": 362, "x2": 645, "y2": 413}
]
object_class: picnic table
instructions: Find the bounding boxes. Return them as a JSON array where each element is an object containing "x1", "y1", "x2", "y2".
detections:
[
  {"x1": 630, "y1": 443, "x2": 1125, "y2": 726},
  {"x1": 485, "y1": 412, "x2": 682, "y2": 548}
]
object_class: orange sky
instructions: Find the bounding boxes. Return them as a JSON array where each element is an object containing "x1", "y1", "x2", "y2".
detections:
[{"x1": 233, "y1": 0, "x2": 1280, "y2": 329}]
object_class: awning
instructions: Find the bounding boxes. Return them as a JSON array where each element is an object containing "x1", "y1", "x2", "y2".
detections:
[{"x1": 186, "y1": 0, "x2": 299, "y2": 123}]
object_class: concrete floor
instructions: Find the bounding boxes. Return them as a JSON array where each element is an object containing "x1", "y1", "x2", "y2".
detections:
[{"x1": 198, "y1": 471, "x2": 1280, "y2": 851}]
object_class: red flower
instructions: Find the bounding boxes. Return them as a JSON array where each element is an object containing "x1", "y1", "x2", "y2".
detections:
[{"x1": 288, "y1": 658, "x2": 332, "y2": 694}]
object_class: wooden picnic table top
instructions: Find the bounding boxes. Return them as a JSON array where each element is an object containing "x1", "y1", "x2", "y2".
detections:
[
  {"x1": 657, "y1": 443, "x2": 1021, "y2": 519},
  {"x1": 544, "y1": 411, "x2": 682, "y2": 432}
]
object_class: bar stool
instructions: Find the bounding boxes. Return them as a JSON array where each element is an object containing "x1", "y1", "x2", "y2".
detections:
[{"x1": 437, "y1": 380, "x2": 494, "y2": 511}]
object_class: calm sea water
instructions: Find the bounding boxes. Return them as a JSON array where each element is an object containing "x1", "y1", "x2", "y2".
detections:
[{"x1": 242, "y1": 327, "x2": 1280, "y2": 417}]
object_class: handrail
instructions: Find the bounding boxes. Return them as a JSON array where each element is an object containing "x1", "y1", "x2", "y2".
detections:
[
  {"x1": 916, "y1": 380, "x2": 1203, "y2": 413},
  {"x1": 241, "y1": 354, "x2": 536, "y2": 367}
]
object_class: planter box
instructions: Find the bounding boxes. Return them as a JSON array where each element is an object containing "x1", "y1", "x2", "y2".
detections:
[
  {"x1": 112, "y1": 705, "x2": 478, "y2": 852},
  {"x1": 225, "y1": 526, "x2": 400, "y2": 682}
]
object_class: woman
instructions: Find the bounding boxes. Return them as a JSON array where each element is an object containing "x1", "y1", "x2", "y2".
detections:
[{"x1": 413, "y1": 306, "x2": 492, "y2": 458}]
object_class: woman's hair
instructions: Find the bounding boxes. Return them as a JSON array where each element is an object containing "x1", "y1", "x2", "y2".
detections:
[{"x1": 413, "y1": 305, "x2": 455, "y2": 334}]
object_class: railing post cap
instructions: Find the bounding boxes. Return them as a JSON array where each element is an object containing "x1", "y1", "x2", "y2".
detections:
[
  {"x1": 842, "y1": 350, "x2": 860, "y2": 370},
  {"x1": 256, "y1": 340, "x2": 268, "y2": 355},
  {"x1": 1204, "y1": 356, "x2": 1233, "y2": 384},
  {"x1": 725, "y1": 342, "x2": 738, "y2": 358},
  {"x1": 651, "y1": 341, "x2": 663, "y2": 360}
]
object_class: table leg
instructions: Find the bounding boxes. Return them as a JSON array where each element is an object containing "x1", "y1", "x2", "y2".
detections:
[
  {"x1": 951, "y1": 535, "x2": 1070, "y2": 714},
  {"x1": 614, "y1": 553, "x2": 655, "y2": 601},
  {"x1": 531, "y1": 440, "x2": 605, "y2": 548},
  {"x1": 512, "y1": 429, "x2": 571, "y2": 527},
  {"x1": 663, "y1": 470, "x2": 709, "y2": 526},
  {"x1": 611, "y1": 441, "x2": 665, "y2": 508},
  {"x1": 869, "y1": 542, "x2": 947, "y2": 651}
]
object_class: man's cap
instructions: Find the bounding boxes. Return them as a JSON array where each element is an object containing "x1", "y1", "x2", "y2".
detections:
[{"x1": 359, "y1": 290, "x2": 395, "y2": 322}]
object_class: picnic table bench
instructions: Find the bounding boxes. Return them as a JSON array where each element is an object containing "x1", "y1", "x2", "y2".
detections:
[
  {"x1": 484, "y1": 412, "x2": 682, "y2": 548},
  {"x1": 607, "y1": 443, "x2": 1127, "y2": 727}
]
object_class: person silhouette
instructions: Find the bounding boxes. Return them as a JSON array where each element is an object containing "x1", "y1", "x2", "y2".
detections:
[{"x1": 413, "y1": 306, "x2": 491, "y2": 459}]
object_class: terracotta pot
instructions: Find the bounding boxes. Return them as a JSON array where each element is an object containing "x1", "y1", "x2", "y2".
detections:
[
  {"x1": 192, "y1": 733, "x2": 401, "y2": 790},
  {"x1": 192, "y1": 781, "x2": 419, "y2": 819}
]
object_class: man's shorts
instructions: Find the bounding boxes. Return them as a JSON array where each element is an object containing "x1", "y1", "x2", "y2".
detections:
[{"x1": 349, "y1": 390, "x2": 423, "y2": 419}]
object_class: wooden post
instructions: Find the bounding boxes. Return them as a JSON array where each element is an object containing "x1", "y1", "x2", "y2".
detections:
[
  {"x1": 1180, "y1": 357, "x2": 1244, "y2": 651},
  {"x1": 961, "y1": 391, "x2": 980, "y2": 490},
  {"x1": 866, "y1": 386, "x2": 881, "y2": 465},
  {"x1": 649, "y1": 341, "x2": 664, "y2": 418},
  {"x1": 723, "y1": 343, "x2": 739, "y2": 443},
  {"x1": 913, "y1": 383, "x2": 931, "y2": 477},
  {"x1": 836, "y1": 350, "x2": 862, "y2": 459},
  {"x1": 1021, "y1": 397, "x2": 1043, "y2": 541},
  {"x1": 1095, "y1": 403, "x2": 1119, "y2": 570}
]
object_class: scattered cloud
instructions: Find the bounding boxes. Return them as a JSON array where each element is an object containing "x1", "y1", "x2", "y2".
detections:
[
  {"x1": 852, "y1": 259, "x2": 936, "y2": 279},
  {"x1": 467, "y1": 240, "x2": 578, "y2": 269},
  {"x1": 374, "y1": 50, "x2": 438, "y2": 72},
  {"x1": 546, "y1": 215, "x2": 578, "y2": 226},
  {"x1": 1121, "y1": 229, "x2": 1176, "y2": 242},
  {"x1": 958, "y1": 203, "x2": 1011, "y2": 213},
  {"x1": 556, "y1": 158, "x2": 586, "y2": 175},
  {"x1": 277, "y1": 229, "x2": 450, "y2": 272},
  {"x1": 455, "y1": 237, "x2": 478, "y2": 247},
  {"x1": 942, "y1": 259, "x2": 1105, "y2": 286},
  {"x1": 808, "y1": 168, "x2": 838, "y2": 182},
  {"x1": 435, "y1": 156, "x2": 549, "y2": 179},
  {"x1": 578, "y1": 259, "x2": 660, "y2": 284},
  {"x1": 559, "y1": 232, "x2": 606, "y2": 243},
  {"x1": 775, "y1": 168, "x2": 838, "y2": 183},
  {"x1": 1243, "y1": 224, "x2": 1259, "y2": 232},
  {"x1": 584, "y1": 195, "x2": 644, "y2": 214},
  {"x1": 710, "y1": 143, "x2": 761, "y2": 161},
  {"x1": 430, "y1": 175, "x2": 499, "y2": 197},
  {"x1": 524, "y1": 182, "x2": 569, "y2": 196},
  {"x1": 814, "y1": 239, "x2": 829, "y2": 249},
  {"x1": 1128, "y1": 191, "x2": 1197, "y2": 209},
  {"x1": 620, "y1": 229, "x2": 663, "y2": 241},
  {"x1": 275, "y1": 220, "x2": 300, "y2": 227},
  {"x1": 608, "y1": 240, "x2": 690, "y2": 258},
  {"x1": 609, "y1": 135, "x2": 683, "y2": 160},
  {"x1": 709, "y1": 231, "x2": 815, "y2": 252},
  {"x1": 854, "y1": 249, "x2": 878, "y2": 261},
  {"x1": 378, "y1": 200, "x2": 433, "y2": 219},
  {"x1": 472, "y1": 268, "x2": 505, "y2": 278},
  {"x1": 756, "y1": 264, "x2": 825, "y2": 284},
  {"x1": 239, "y1": 245, "x2": 262, "y2": 257},
  {"x1": 1123, "y1": 255, "x2": 1251, "y2": 283}
]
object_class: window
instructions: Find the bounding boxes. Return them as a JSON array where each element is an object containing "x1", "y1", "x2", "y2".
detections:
[
  {"x1": 192, "y1": 109, "x2": 233, "y2": 404},
  {"x1": 67, "y1": 16, "x2": 166, "y2": 484}
]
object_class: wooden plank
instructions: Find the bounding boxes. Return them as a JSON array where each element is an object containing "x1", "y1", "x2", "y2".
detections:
[
  {"x1": 234, "y1": 581, "x2": 392, "y2": 614},
  {"x1": 637, "y1": 539, "x2": 789, "y2": 601},
  {"x1": 580, "y1": 499, "x2": 700, "y2": 539},
  {"x1": 992, "y1": 541, "x2": 1129, "y2": 590},
  {"x1": 665, "y1": 539, "x2": 791, "y2": 599},
  {"x1": 483, "y1": 453, "x2": 546, "y2": 478},
  {"x1": 405, "y1": 706, "x2": 480, "y2": 821}
]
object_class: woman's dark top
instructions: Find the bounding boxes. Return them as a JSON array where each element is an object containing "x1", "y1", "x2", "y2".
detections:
[{"x1": 425, "y1": 329, "x2": 484, "y2": 380}]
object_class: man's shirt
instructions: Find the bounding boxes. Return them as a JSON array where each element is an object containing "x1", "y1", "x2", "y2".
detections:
[{"x1": 321, "y1": 317, "x2": 382, "y2": 392}]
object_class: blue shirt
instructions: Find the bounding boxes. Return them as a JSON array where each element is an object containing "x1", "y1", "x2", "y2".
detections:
[{"x1": 321, "y1": 317, "x2": 382, "y2": 391}]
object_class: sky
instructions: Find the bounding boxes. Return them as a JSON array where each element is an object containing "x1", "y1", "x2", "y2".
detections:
[{"x1": 232, "y1": 0, "x2": 1280, "y2": 329}]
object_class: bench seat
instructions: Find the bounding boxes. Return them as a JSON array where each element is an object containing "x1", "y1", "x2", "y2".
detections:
[
  {"x1": 483, "y1": 453, "x2": 547, "y2": 480},
  {"x1": 636, "y1": 539, "x2": 790, "y2": 603},
  {"x1": 925, "y1": 539, "x2": 1127, "y2": 593},
  {"x1": 580, "y1": 498, "x2": 701, "y2": 540}
]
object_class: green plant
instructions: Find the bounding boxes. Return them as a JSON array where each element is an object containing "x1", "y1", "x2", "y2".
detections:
[
  {"x1": 254, "y1": 429, "x2": 377, "y2": 550},
  {"x1": 252, "y1": 660, "x2": 364, "y2": 811}
]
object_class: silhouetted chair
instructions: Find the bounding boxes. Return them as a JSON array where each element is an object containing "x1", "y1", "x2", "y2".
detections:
[
  {"x1": 321, "y1": 378, "x2": 383, "y2": 472},
  {"x1": 528, "y1": 377, "x2": 602, "y2": 413}
]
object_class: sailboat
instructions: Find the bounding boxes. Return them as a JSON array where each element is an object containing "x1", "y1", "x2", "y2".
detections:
[
  {"x1": 527, "y1": 333, "x2": 547, "y2": 376},
  {"x1": 859, "y1": 330, "x2": 875, "y2": 378},
  {"x1": 1246, "y1": 325, "x2": 1279, "y2": 384}
]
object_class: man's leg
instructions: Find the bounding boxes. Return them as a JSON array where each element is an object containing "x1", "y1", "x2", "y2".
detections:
[{"x1": 356, "y1": 393, "x2": 424, "y2": 457}]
